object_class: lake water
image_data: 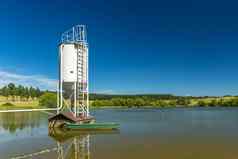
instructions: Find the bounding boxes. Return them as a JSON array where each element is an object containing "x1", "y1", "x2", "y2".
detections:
[{"x1": 0, "y1": 107, "x2": 238, "y2": 159}]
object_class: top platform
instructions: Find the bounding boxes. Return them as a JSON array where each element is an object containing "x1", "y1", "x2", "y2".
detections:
[{"x1": 61, "y1": 25, "x2": 87, "y2": 44}]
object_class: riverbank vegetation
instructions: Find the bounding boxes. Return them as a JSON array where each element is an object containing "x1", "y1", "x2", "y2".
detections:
[
  {"x1": 1, "y1": 83, "x2": 238, "y2": 108},
  {"x1": 0, "y1": 83, "x2": 42, "y2": 101},
  {"x1": 0, "y1": 83, "x2": 43, "y2": 109},
  {"x1": 91, "y1": 95, "x2": 238, "y2": 108},
  {"x1": 38, "y1": 92, "x2": 57, "y2": 108}
]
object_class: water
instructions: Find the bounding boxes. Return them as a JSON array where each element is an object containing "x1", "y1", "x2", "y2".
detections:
[{"x1": 0, "y1": 107, "x2": 238, "y2": 159}]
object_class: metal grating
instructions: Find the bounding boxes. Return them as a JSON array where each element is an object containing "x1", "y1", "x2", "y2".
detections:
[{"x1": 61, "y1": 25, "x2": 87, "y2": 43}]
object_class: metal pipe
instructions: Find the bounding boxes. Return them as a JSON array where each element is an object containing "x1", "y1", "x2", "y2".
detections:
[
  {"x1": 74, "y1": 82, "x2": 77, "y2": 117},
  {"x1": 0, "y1": 108, "x2": 58, "y2": 113},
  {"x1": 60, "y1": 45, "x2": 63, "y2": 112},
  {"x1": 86, "y1": 44, "x2": 89, "y2": 117},
  {"x1": 57, "y1": 82, "x2": 59, "y2": 114}
]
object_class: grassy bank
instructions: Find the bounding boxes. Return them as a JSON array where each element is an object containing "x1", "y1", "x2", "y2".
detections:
[
  {"x1": 1, "y1": 95, "x2": 238, "y2": 110},
  {"x1": 0, "y1": 95, "x2": 40, "y2": 110}
]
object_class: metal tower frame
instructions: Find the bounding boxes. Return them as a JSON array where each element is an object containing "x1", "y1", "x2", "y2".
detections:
[
  {"x1": 0, "y1": 25, "x2": 88, "y2": 114},
  {"x1": 57, "y1": 25, "x2": 89, "y2": 117}
]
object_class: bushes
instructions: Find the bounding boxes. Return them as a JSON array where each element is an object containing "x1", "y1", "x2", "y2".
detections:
[
  {"x1": 91, "y1": 99, "x2": 113, "y2": 107},
  {"x1": 197, "y1": 100, "x2": 207, "y2": 107},
  {"x1": 91, "y1": 98, "x2": 174, "y2": 107},
  {"x1": 91, "y1": 97, "x2": 238, "y2": 108},
  {"x1": 208, "y1": 100, "x2": 217, "y2": 107},
  {"x1": 176, "y1": 98, "x2": 191, "y2": 106},
  {"x1": 197, "y1": 98, "x2": 238, "y2": 107},
  {"x1": 231, "y1": 98, "x2": 238, "y2": 106},
  {"x1": 220, "y1": 99, "x2": 238, "y2": 107},
  {"x1": 1, "y1": 102, "x2": 15, "y2": 106},
  {"x1": 39, "y1": 92, "x2": 57, "y2": 108}
]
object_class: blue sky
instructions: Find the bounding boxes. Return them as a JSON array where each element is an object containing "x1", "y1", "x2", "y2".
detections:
[{"x1": 0, "y1": 0, "x2": 238, "y2": 96}]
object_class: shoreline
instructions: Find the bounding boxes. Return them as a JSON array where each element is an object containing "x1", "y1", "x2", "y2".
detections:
[{"x1": 1, "y1": 105, "x2": 237, "y2": 111}]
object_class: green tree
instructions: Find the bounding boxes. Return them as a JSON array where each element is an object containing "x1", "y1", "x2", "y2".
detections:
[
  {"x1": 134, "y1": 98, "x2": 146, "y2": 107},
  {"x1": 111, "y1": 98, "x2": 122, "y2": 106},
  {"x1": 208, "y1": 100, "x2": 217, "y2": 107},
  {"x1": 125, "y1": 98, "x2": 135, "y2": 107},
  {"x1": 17, "y1": 85, "x2": 25, "y2": 101},
  {"x1": 217, "y1": 99, "x2": 224, "y2": 106},
  {"x1": 157, "y1": 100, "x2": 167, "y2": 107},
  {"x1": 24, "y1": 87, "x2": 30, "y2": 101},
  {"x1": 198, "y1": 100, "x2": 206, "y2": 107},
  {"x1": 35, "y1": 87, "x2": 41, "y2": 97},
  {"x1": 168, "y1": 100, "x2": 177, "y2": 107},
  {"x1": 1, "y1": 86, "x2": 9, "y2": 100},
  {"x1": 39, "y1": 92, "x2": 57, "y2": 108},
  {"x1": 176, "y1": 98, "x2": 190, "y2": 106},
  {"x1": 31, "y1": 87, "x2": 37, "y2": 99},
  {"x1": 222, "y1": 99, "x2": 233, "y2": 107},
  {"x1": 91, "y1": 100, "x2": 103, "y2": 107},
  {"x1": 8, "y1": 83, "x2": 16, "y2": 101},
  {"x1": 29, "y1": 86, "x2": 37, "y2": 100},
  {"x1": 22, "y1": 87, "x2": 28, "y2": 101},
  {"x1": 15, "y1": 85, "x2": 21, "y2": 100},
  {"x1": 231, "y1": 98, "x2": 238, "y2": 107}
]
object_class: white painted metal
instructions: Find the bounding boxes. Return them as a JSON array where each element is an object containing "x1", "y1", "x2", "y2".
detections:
[
  {"x1": 58, "y1": 25, "x2": 89, "y2": 117},
  {"x1": 86, "y1": 46, "x2": 89, "y2": 116},
  {"x1": 0, "y1": 101, "x2": 64, "y2": 113},
  {"x1": 74, "y1": 82, "x2": 77, "y2": 117},
  {"x1": 61, "y1": 44, "x2": 77, "y2": 82},
  {"x1": 0, "y1": 108, "x2": 58, "y2": 113},
  {"x1": 57, "y1": 82, "x2": 59, "y2": 114},
  {"x1": 60, "y1": 46, "x2": 63, "y2": 113}
]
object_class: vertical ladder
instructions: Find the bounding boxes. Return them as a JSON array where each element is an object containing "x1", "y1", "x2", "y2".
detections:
[{"x1": 77, "y1": 43, "x2": 88, "y2": 117}]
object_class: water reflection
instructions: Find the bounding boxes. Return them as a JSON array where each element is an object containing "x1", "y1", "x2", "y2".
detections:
[
  {"x1": 54, "y1": 134, "x2": 90, "y2": 159},
  {"x1": 8, "y1": 129, "x2": 119, "y2": 159},
  {"x1": 49, "y1": 128, "x2": 119, "y2": 159},
  {"x1": 0, "y1": 112, "x2": 119, "y2": 159},
  {"x1": 0, "y1": 112, "x2": 42, "y2": 133},
  {"x1": 1, "y1": 109, "x2": 238, "y2": 159}
]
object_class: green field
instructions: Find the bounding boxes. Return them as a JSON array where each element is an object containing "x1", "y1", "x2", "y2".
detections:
[{"x1": 0, "y1": 95, "x2": 39, "y2": 110}]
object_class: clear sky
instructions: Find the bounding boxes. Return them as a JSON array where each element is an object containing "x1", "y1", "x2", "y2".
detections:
[{"x1": 0, "y1": 0, "x2": 238, "y2": 96}]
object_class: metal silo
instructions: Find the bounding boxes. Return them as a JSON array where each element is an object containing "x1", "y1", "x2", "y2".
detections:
[{"x1": 58, "y1": 25, "x2": 89, "y2": 117}]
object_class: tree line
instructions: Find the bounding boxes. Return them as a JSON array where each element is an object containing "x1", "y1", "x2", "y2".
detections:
[
  {"x1": 89, "y1": 93, "x2": 177, "y2": 100},
  {"x1": 91, "y1": 97, "x2": 188, "y2": 107},
  {"x1": 1, "y1": 83, "x2": 238, "y2": 108},
  {"x1": 91, "y1": 97, "x2": 238, "y2": 107},
  {"x1": 0, "y1": 83, "x2": 42, "y2": 101}
]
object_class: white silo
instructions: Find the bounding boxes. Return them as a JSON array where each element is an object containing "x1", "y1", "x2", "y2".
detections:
[
  {"x1": 58, "y1": 25, "x2": 89, "y2": 117},
  {"x1": 60, "y1": 44, "x2": 78, "y2": 82}
]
